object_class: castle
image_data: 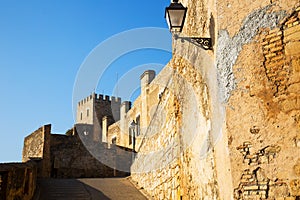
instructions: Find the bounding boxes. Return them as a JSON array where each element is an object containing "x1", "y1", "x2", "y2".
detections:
[
  {"x1": 75, "y1": 70, "x2": 156, "y2": 150},
  {"x1": 1, "y1": 0, "x2": 300, "y2": 199}
]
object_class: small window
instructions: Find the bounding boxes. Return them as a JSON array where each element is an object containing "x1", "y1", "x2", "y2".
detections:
[
  {"x1": 87, "y1": 109, "x2": 90, "y2": 117},
  {"x1": 80, "y1": 112, "x2": 83, "y2": 120}
]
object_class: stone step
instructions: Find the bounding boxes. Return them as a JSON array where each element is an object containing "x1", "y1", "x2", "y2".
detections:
[{"x1": 37, "y1": 178, "x2": 148, "y2": 200}]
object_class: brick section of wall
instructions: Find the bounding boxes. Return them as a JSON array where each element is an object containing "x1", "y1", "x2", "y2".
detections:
[
  {"x1": 262, "y1": 28, "x2": 287, "y2": 96},
  {"x1": 262, "y1": 8, "x2": 300, "y2": 98},
  {"x1": 234, "y1": 167, "x2": 291, "y2": 199},
  {"x1": 0, "y1": 161, "x2": 37, "y2": 200},
  {"x1": 237, "y1": 142, "x2": 281, "y2": 165}
]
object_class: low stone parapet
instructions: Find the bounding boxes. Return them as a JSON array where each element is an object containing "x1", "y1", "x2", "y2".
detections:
[{"x1": 0, "y1": 161, "x2": 37, "y2": 200}]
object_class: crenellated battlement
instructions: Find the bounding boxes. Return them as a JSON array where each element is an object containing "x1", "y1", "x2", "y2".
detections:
[
  {"x1": 78, "y1": 93, "x2": 121, "y2": 106},
  {"x1": 78, "y1": 94, "x2": 93, "y2": 106}
]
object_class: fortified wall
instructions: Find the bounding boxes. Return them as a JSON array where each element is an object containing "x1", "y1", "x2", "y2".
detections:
[
  {"x1": 101, "y1": 0, "x2": 300, "y2": 199},
  {"x1": 22, "y1": 124, "x2": 132, "y2": 179},
  {"x1": 0, "y1": 162, "x2": 37, "y2": 200},
  {"x1": 6, "y1": 1, "x2": 300, "y2": 199},
  {"x1": 22, "y1": 124, "x2": 51, "y2": 178}
]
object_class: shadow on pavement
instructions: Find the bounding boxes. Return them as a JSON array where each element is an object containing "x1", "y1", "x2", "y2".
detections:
[{"x1": 36, "y1": 178, "x2": 111, "y2": 200}]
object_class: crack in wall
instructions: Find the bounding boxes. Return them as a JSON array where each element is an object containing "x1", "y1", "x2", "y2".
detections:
[{"x1": 216, "y1": 5, "x2": 286, "y2": 103}]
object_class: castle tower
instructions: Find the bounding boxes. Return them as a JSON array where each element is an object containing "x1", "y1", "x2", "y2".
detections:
[{"x1": 76, "y1": 93, "x2": 121, "y2": 142}]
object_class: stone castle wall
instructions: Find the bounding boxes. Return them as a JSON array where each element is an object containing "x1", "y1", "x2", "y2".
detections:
[
  {"x1": 0, "y1": 161, "x2": 37, "y2": 200},
  {"x1": 127, "y1": 0, "x2": 300, "y2": 199},
  {"x1": 17, "y1": 0, "x2": 300, "y2": 198},
  {"x1": 22, "y1": 124, "x2": 51, "y2": 178},
  {"x1": 50, "y1": 133, "x2": 130, "y2": 178},
  {"x1": 22, "y1": 124, "x2": 132, "y2": 179}
]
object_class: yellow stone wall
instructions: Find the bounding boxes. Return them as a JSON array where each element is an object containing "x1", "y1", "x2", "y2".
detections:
[
  {"x1": 106, "y1": 0, "x2": 300, "y2": 199},
  {"x1": 226, "y1": 5, "x2": 300, "y2": 199}
]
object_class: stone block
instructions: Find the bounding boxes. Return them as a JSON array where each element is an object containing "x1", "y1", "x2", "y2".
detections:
[
  {"x1": 290, "y1": 179, "x2": 300, "y2": 196},
  {"x1": 243, "y1": 174, "x2": 253, "y2": 179},
  {"x1": 292, "y1": 58, "x2": 300, "y2": 72},
  {"x1": 259, "y1": 155, "x2": 268, "y2": 164},
  {"x1": 280, "y1": 98, "x2": 300, "y2": 112},
  {"x1": 285, "y1": 41, "x2": 300, "y2": 56},
  {"x1": 269, "y1": 28, "x2": 281, "y2": 34},
  {"x1": 262, "y1": 40, "x2": 269, "y2": 45},
  {"x1": 270, "y1": 46, "x2": 283, "y2": 53},
  {"x1": 270, "y1": 36, "x2": 282, "y2": 43},
  {"x1": 269, "y1": 184, "x2": 289, "y2": 198},
  {"x1": 295, "y1": 138, "x2": 300, "y2": 148},
  {"x1": 259, "y1": 184, "x2": 268, "y2": 190},
  {"x1": 258, "y1": 190, "x2": 266, "y2": 196},
  {"x1": 244, "y1": 185, "x2": 259, "y2": 190},
  {"x1": 284, "y1": 24, "x2": 300, "y2": 37},
  {"x1": 285, "y1": 197, "x2": 296, "y2": 200},
  {"x1": 266, "y1": 32, "x2": 277, "y2": 39},
  {"x1": 265, "y1": 53, "x2": 277, "y2": 58},
  {"x1": 284, "y1": 30, "x2": 300, "y2": 42},
  {"x1": 277, "y1": 31, "x2": 283, "y2": 36},
  {"x1": 287, "y1": 83, "x2": 300, "y2": 94},
  {"x1": 264, "y1": 43, "x2": 276, "y2": 50}
]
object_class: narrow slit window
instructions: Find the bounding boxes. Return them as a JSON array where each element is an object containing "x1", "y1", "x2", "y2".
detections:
[{"x1": 136, "y1": 115, "x2": 140, "y2": 136}]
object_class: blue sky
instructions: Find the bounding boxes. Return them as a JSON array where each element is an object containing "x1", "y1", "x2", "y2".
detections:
[{"x1": 0, "y1": 1, "x2": 172, "y2": 162}]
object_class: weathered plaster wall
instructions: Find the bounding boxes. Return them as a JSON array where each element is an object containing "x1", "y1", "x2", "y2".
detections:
[
  {"x1": 217, "y1": 5, "x2": 287, "y2": 103},
  {"x1": 223, "y1": 4, "x2": 300, "y2": 199}
]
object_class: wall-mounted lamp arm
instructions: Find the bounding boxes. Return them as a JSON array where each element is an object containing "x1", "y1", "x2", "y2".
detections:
[{"x1": 174, "y1": 34, "x2": 212, "y2": 50}]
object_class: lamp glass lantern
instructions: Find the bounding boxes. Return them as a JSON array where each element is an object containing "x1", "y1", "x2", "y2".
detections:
[
  {"x1": 165, "y1": 0, "x2": 187, "y2": 32},
  {"x1": 164, "y1": 0, "x2": 212, "y2": 50}
]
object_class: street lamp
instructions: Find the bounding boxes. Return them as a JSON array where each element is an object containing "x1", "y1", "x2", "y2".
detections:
[
  {"x1": 165, "y1": 0, "x2": 212, "y2": 50},
  {"x1": 165, "y1": 0, "x2": 187, "y2": 32}
]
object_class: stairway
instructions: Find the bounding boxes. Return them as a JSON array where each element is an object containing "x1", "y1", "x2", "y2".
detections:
[{"x1": 36, "y1": 178, "x2": 148, "y2": 200}]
